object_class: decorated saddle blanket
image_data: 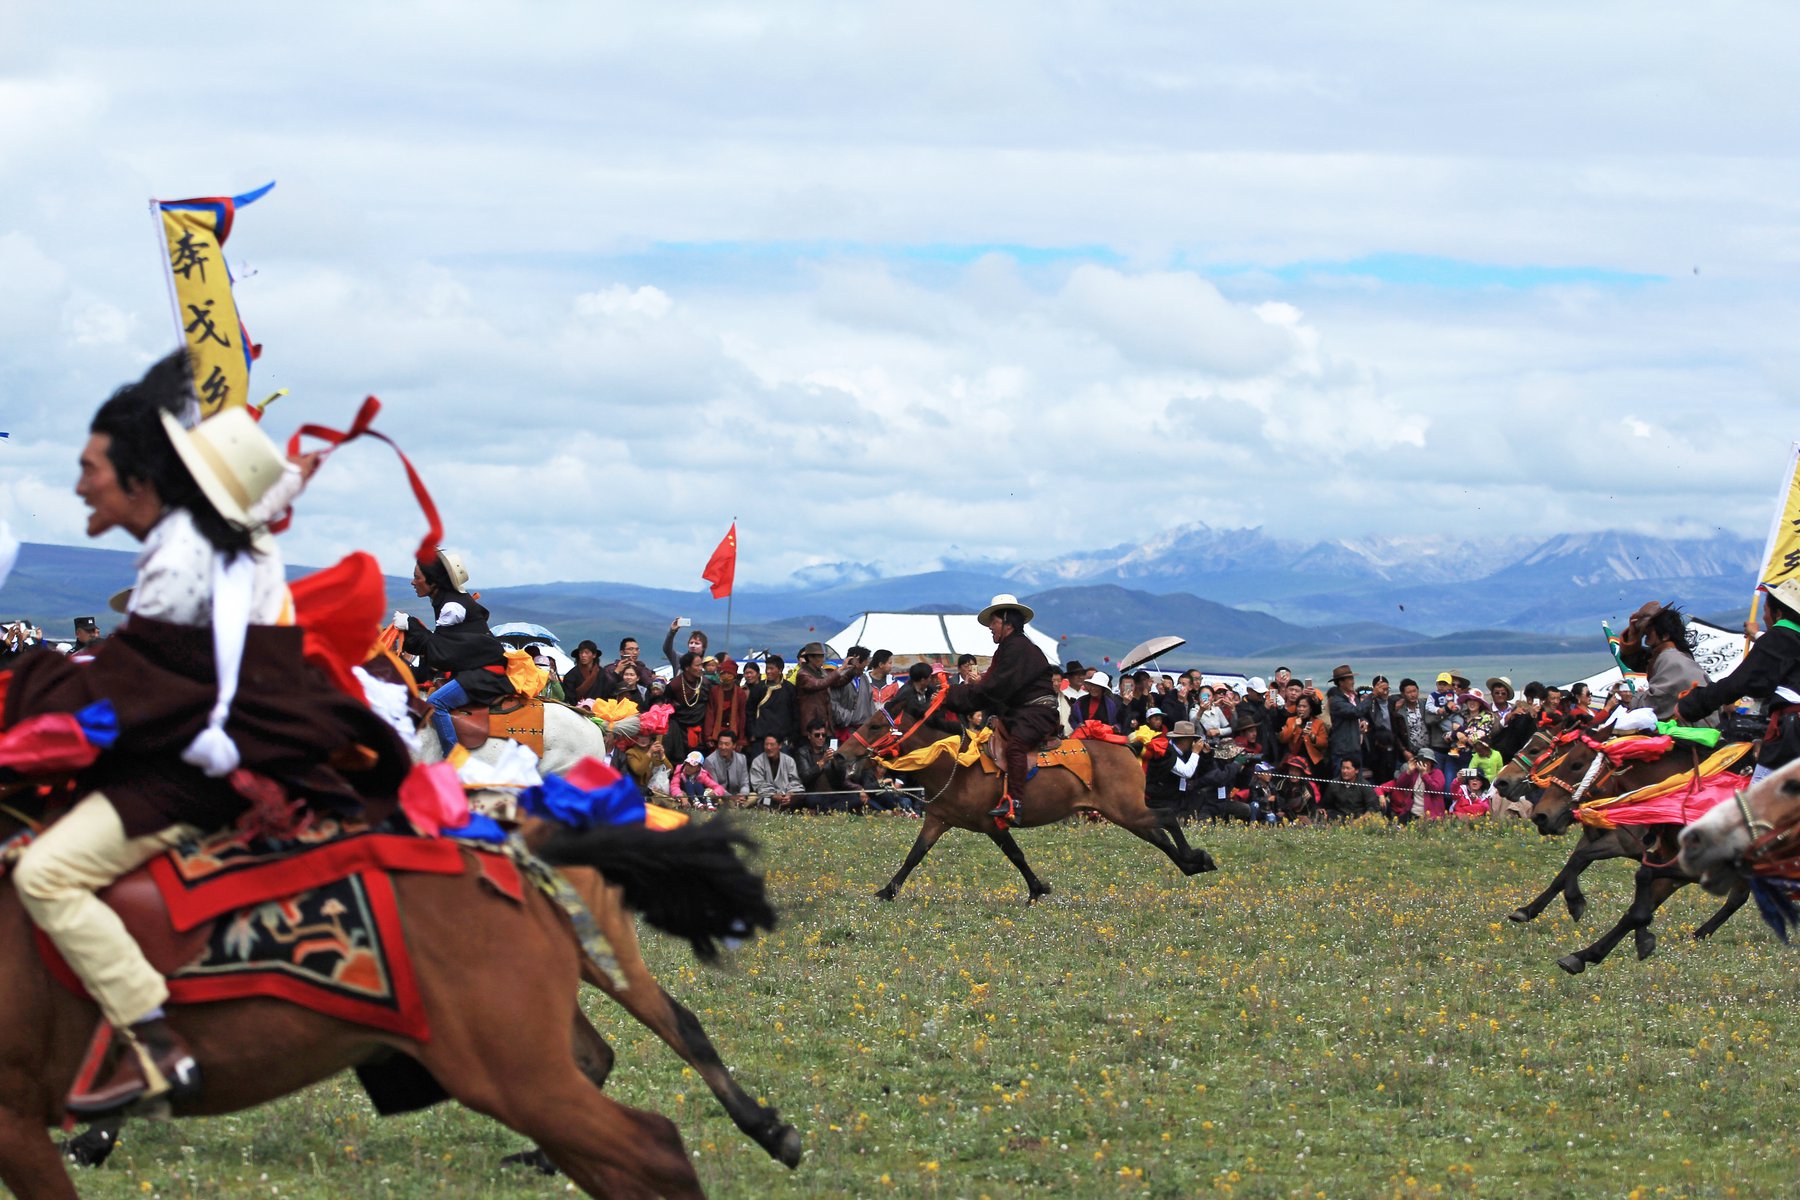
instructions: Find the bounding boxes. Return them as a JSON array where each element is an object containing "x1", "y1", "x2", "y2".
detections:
[
  {"x1": 1575, "y1": 742, "x2": 1756, "y2": 830},
  {"x1": 449, "y1": 697, "x2": 546, "y2": 757},
  {"x1": 26, "y1": 819, "x2": 524, "y2": 1042},
  {"x1": 979, "y1": 737, "x2": 1094, "y2": 791}
]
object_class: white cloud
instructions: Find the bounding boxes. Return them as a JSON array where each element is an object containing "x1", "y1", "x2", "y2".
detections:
[{"x1": 1, "y1": 3, "x2": 1797, "y2": 592}]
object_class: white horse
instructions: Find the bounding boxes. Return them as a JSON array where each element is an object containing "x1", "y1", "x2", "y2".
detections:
[
  {"x1": 1680, "y1": 758, "x2": 1800, "y2": 893},
  {"x1": 414, "y1": 700, "x2": 610, "y2": 775}
]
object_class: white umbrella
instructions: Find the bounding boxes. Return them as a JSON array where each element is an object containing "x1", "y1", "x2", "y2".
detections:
[{"x1": 1119, "y1": 635, "x2": 1187, "y2": 675}]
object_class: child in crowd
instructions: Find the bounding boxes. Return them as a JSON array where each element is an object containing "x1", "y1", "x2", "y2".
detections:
[{"x1": 672, "y1": 750, "x2": 724, "y2": 810}]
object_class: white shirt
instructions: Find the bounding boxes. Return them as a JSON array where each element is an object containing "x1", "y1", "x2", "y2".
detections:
[{"x1": 129, "y1": 507, "x2": 291, "y2": 626}]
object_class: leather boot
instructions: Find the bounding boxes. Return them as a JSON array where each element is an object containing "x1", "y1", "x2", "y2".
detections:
[{"x1": 67, "y1": 1018, "x2": 200, "y2": 1117}]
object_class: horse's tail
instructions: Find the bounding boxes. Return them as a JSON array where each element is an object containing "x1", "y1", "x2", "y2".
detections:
[{"x1": 536, "y1": 818, "x2": 777, "y2": 962}]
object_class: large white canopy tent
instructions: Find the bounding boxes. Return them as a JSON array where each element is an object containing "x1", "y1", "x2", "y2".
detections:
[{"x1": 824, "y1": 611, "x2": 1062, "y2": 667}]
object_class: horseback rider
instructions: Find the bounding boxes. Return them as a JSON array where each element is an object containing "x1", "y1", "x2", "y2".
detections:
[
  {"x1": 1677, "y1": 579, "x2": 1800, "y2": 783},
  {"x1": 7, "y1": 354, "x2": 410, "y2": 1115},
  {"x1": 394, "y1": 549, "x2": 512, "y2": 753},
  {"x1": 940, "y1": 595, "x2": 1060, "y2": 828}
]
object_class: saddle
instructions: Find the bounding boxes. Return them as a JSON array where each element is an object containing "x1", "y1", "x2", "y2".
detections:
[
  {"x1": 978, "y1": 730, "x2": 1094, "y2": 791},
  {"x1": 449, "y1": 696, "x2": 546, "y2": 757},
  {"x1": 12, "y1": 818, "x2": 502, "y2": 1044}
]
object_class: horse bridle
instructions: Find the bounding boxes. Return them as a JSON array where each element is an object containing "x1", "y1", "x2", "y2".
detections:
[
  {"x1": 1734, "y1": 787, "x2": 1775, "y2": 840},
  {"x1": 841, "y1": 684, "x2": 953, "y2": 762}
]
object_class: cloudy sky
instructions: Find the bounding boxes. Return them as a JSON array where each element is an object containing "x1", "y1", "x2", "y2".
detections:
[{"x1": 3, "y1": 2, "x2": 1796, "y2": 589}]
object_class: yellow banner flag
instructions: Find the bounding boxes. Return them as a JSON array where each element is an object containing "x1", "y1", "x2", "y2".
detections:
[
  {"x1": 1754, "y1": 441, "x2": 1800, "y2": 617},
  {"x1": 152, "y1": 182, "x2": 273, "y2": 417}
]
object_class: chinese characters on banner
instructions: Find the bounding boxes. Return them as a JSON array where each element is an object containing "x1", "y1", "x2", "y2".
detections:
[
  {"x1": 152, "y1": 181, "x2": 274, "y2": 417},
  {"x1": 1758, "y1": 444, "x2": 1800, "y2": 590}
]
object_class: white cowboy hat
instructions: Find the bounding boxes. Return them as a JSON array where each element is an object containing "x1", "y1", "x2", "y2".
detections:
[
  {"x1": 977, "y1": 593, "x2": 1035, "y2": 626},
  {"x1": 1763, "y1": 578, "x2": 1800, "y2": 614},
  {"x1": 435, "y1": 548, "x2": 471, "y2": 591},
  {"x1": 159, "y1": 408, "x2": 286, "y2": 544},
  {"x1": 1085, "y1": 670, "x2": 1111, "y2": 690}
]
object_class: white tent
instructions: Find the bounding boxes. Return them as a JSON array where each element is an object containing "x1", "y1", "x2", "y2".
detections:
[{"x1": 824, "y1": 611, "x2": 1061, "y2": 667}]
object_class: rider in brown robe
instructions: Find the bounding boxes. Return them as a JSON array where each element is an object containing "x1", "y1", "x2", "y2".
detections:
[{"x1": 940, "y1": 596, "x2": 1059, "y2": 828}]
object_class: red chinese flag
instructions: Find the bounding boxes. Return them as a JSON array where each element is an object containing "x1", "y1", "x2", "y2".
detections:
[{"x1": 702, "y1": 523, "x2": 737, "y2": 599}]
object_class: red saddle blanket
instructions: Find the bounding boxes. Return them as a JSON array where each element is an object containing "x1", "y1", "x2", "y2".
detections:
[{"x1": 29, "y1": 819, "x2": 522, "y2": 1043}]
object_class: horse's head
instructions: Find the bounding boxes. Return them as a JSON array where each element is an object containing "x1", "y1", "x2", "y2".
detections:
[
  {"x1": 1527, "y1": 733, "x2": 1607, "y2": 836},
  {"x1": 1682, "y1": 759, "x2": 1800, "y2": 893},
  {"x1": 1493, "y1": 728, "x2": 1554, "y2": 805}
]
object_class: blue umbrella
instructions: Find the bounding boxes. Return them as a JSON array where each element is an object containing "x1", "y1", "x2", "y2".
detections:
[{"x1": 491, "y1": 621, "x2": 560, "y2": 645}]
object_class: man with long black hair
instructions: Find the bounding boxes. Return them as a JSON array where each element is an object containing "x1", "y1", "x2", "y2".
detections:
[{"x1": 7, "y1": 353, "x2": 410, "y2": 1116}]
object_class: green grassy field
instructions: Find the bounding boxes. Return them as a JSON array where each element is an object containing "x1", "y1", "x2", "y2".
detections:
[{"x1": 71, "y1": 815, "x2": 1800, "y2": 1199}]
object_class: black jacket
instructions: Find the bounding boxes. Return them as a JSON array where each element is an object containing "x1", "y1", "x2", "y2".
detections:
[
  {"x1": 401, "y1": 591, "x2": 511, "y2": 704},
  {"x1": 886, "y1": 680, "x2": 962, "y2": 737},
  {"x1": 1679, "y1": 621, "x2": 1800, "y2": 770},
  {"x1": 746, "y1": 679, "x2": 799, "y2": 746}
]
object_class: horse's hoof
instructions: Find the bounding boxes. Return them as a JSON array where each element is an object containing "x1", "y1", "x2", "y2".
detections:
[
  {"x1": 500, "y1": 1148, "x2": 559, "y2": 1175},
  {"x1": 874, "y1": 886, "x2": 896, "y2": 902},
  {"x1": 1555, "y1": 954, "x2": 1588, "y2": 976},
  {"x1": 1193, "y1": 851, "x2": 1219, "y2": 874},
  {"x1": 1636, "y1": 931, "x2": 1658, "y2": 961},
  {"x1": 769, "y1": 1123, "x2": 803, "y2": 1168},
  {"x1": 61, "y1": 1125, "x2": 117, "y2": 1168},
  {"x1": 1566, "y1": 898, "x2": 1588, "y2": 923},
  {"x1": 1028, "y1": 886, "x2": 1052, "y2": 904},
  {"x1": 1507, "y1": 908, "x2": 1533, "y2": 923}
]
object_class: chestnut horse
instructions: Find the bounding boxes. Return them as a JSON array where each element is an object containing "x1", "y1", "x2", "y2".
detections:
[
  {"x1": 0, "y1": 817, "x2": 775, "y2": 1199},
  {"x1": 837, "y1": 708, "x2": 1216, "y2": 903},
  {"x1": 1520, "y1": 734, "x2": 1748, "y2": 974}
]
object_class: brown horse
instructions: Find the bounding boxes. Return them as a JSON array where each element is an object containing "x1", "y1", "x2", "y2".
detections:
[
  {"x1": 1519, "y1": 734, "x2": 1748, "y2": 974},
  {"x1": 837, "y1": 709, "x2": 1216, "y2": 903},
  {"x1": 0, "y1": 816, "x2": 775, "y2": 1199}
]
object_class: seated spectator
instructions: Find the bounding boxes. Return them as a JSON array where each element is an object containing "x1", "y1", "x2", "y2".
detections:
[
  {"x1": 671, "y1": 751, "x2": 724, "y2": 810},
  {"x1": 1379, "y1": 748, "x2": 1446, "y2": 823},
  {"x1": 750, "y1": 734, "x2": 802, "y2": 808},
  {"x1": 703, "y1": 730, "x2": 751, "y2": 801},
  {"x1": 793, "y1": 720, "x2": 837, "y2": 796},
  {"x1": 1451, "y1": 767, "x2": 1493, "y2": 818},
  {"x1": 1322, "y1": 756, "x2": 1374, "y2": 820}
]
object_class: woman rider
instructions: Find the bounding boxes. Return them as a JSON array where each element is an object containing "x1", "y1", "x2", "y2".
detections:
[
  {"x1": 6, "y1": 353, "x2": 411, "y2": 1115},
  {"x1": 394, "y1": 549, "x2": 511, "y2": 753}
]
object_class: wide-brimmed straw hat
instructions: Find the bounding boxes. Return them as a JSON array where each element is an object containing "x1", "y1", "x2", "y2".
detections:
[
  {"x1": 159, "y1": 408, "x2": 286, "y2": 547},
  {"x1": 434, "y1": 549, "x2": 471, "y2": 591},
  {"x1": 1486, "y1": 676, "x2": 1512, "y2": 694},
  {"x1": 1763, "y1": 579, "x2": 1800, "y2": 614},
  {"x1": 977, "y1": 593, "x2": 1035, "y2": 626}
]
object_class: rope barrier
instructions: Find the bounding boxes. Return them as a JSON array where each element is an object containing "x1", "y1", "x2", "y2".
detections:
[{"x1": 1258, "y1": 769, "x2": 1470, "y2": 802}]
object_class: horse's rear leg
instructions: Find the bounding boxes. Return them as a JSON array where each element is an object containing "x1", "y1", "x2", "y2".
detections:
[
  {"x1": 1121, "y1": 813, "x2": 1216, "y2": 876},
  {"x1": 500, "y1": 1014, "x2": 618, "y2": 1176},
  {"x1": 876, "y1": 814, "x2": 949, "y2": 901},
  {"x1": 1692, "y1": 879, "x2": 1748, "y2": 940},
  {"x1": 1158, "y1": 819, "x2": 1218, "y2": 876},
  {"x1": 987, "y1": 830, "x2": 1052, "y2": 902},
  {"x1": 0, "y1": 1107, "x2": 78, "y2": 1200},
  {"x1": 1556, "y1": 869, "x2": 1681, "y2": 975}
]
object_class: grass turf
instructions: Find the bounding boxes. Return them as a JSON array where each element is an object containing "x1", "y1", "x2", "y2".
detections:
[{"x1": 71, "y1": 814, "x2": 1800, "y2": 1198}]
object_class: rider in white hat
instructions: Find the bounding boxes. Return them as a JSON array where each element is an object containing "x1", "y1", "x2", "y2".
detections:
[
  {"x1": 7, "y1": 353, "x2": 412, "y2": 1116},
  {"x1": 939, "y1": 595, "x2": 1060, "y2": 828},
  {"x1": 1678, "y1": 578, "x2": 1800, "y2": 782}
]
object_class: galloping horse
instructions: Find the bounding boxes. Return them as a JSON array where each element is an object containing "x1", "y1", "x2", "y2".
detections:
[
  {"x1": 1490, "y1": 725, "x2": 1562, "y2": 818},
  {"x1": 0, "y1": 804, "x2": 775, "y2": 1199},
  {"x1": 837, "y1": 705, "x2": 1216, "y2": 903},
  {"x1": 1520, "y1": 733, "x2": 1748, "y2": 974},
  {"x1": 1680, "y1": 759, "x2": 1800, "y2": 895}
]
